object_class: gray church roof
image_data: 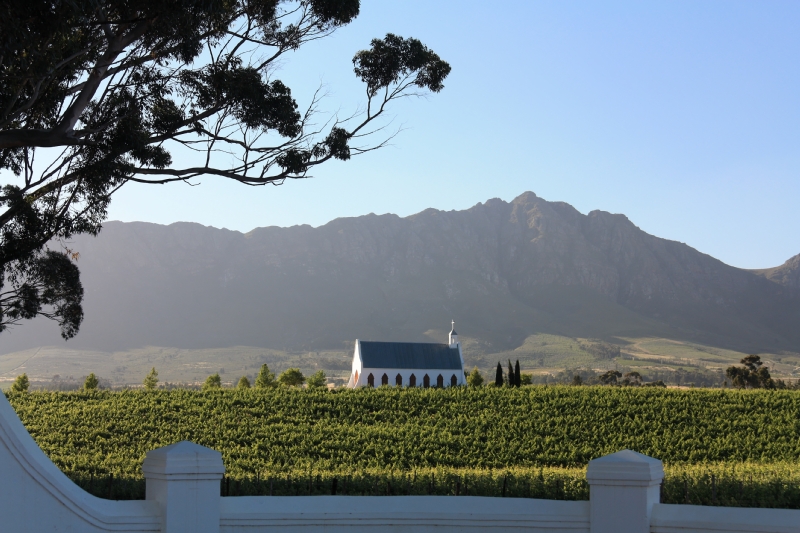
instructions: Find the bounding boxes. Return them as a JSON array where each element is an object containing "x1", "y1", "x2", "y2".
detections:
[{"x1": 359, "y1": 341, "x2": 462, "y2": 370}]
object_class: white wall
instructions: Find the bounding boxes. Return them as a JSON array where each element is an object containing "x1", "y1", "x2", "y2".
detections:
[
  {"x1": 347, "y1": 339, "x2": 363, "y2": 388},
  {"x1": 0, "y1": 392, "x2": 160, "y2": 533},
  {"x1": 1, "y1": 392, "x2": 798, "y2": 533},
  {"x1": 651, "y1": 504, "x2": 799, "y2": 533},
  {"x1": 354, "y1": 367, "x2": 464, "y2": 387},
  {"x1": 220, "y1": 496, "x2": 589, "y2": 532}
]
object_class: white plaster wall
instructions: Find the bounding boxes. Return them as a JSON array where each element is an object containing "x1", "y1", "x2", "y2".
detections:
[
  {"x1": 0, "y1": 393, "x2": 160, "y2": 533},
  {"x1": 221, "y1": 495, "x2": 589, "y2": 532},
  {"x1": 347, "y1": 340, "x2": 363, "y2": 388},
  {"x1": 651, "y1": 503, "x2": 800, "y2": 533},
  {"x1": 354, "y1": 367, "x2": 464, "y2": 387}
]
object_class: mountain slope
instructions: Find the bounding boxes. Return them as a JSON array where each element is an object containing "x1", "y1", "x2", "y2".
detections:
[
  {"x1": 753, "y1": 254, "x2": 800, "y2": 290},
  {"x1": 2, "y1": 192, "x2": 799, "y2": 355}
]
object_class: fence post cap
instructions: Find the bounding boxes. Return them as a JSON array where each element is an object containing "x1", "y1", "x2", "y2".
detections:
[
  {"x1": 142, "y1": 441, "x2": 225, "y2": 478},
  {"x1": 586, "y1": 449, "x2": 663, "y2": 484}
]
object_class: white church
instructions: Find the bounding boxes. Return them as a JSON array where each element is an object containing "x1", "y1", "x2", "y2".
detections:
[{"x1": 347, "y1": 322, "x2": 466, "y2": 388}]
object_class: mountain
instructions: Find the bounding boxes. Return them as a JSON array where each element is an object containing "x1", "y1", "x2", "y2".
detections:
[
  {"x1": 753, "y1": 254, "x2": 800, "y2": 290},
  {"x1": 3, "y1": 192, "x2": 800, "y2": 355}
]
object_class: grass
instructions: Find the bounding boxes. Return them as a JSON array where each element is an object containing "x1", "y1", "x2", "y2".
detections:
[{"x1": 623, "y1": 338, "x2": 745, "y2": 363}]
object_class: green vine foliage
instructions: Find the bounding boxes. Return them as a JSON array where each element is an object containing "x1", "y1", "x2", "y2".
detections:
[{"x1": 7, "y1": 387, "x2": 800, "y2": 506}]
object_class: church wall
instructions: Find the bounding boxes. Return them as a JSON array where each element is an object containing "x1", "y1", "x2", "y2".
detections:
[
  {"x1": 347, "y1": 341, "x2": 364, "y2": 388},
  {"x1": 352, "y1": 367, "x2": 465, "y2": 388}
]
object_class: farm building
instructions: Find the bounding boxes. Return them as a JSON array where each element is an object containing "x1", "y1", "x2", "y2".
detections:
[{"x1": 347, "y1": 322, "x2": 466, "y2": 388}]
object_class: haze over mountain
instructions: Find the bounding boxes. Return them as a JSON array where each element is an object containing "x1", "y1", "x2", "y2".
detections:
[{"x1": 3, "y1": 192, "x2": 800, "y2": 356}]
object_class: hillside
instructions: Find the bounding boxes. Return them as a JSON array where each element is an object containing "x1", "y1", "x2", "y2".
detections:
[
  {"x1": 753, "y1": 253, "x2": 800, "y2": 290},
  {"x1": 1, "y1": 192, "x2": 799, "y2": 384}
]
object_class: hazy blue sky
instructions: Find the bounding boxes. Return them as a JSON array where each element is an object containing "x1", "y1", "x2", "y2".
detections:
[{"x1": 108, "y1": 0, "x2": 800, "y2": 269}]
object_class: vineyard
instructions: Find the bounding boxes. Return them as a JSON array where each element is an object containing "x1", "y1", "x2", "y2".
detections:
[{"x1": 6, "y1": 386, "x2": 800, "y2": 507}]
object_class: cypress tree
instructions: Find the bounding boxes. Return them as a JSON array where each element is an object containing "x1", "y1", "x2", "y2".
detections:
[
  {"x1": 495, "y1": 362, "x2": 503, "y2": 386},
  {"x1": 515, "y1": 360, "x2": 521, "y2": 387},
  {"x1": 507, "y1": 360, "x2": 514, "y2": 387}
]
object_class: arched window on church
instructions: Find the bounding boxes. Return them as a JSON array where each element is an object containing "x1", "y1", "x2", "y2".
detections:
[
  {"x1": 396, "y1": 373, "x2": 403, "y2": 386},
  {"x1": 367, "y1": 373, "x2": 374, "y2": 387},
  {"x1": 423, "y1": 374, "x2": 430, "y2": 388},
  {"x1": 409, "y1": 374, "x2": 416, "y2": 387},
  {"x1": 354, "y1": 370, "x2": 359, "y2": 384},
  {"x1": 381, "y1": 373, "x2": 389, "y2": 386},
  {"x1": 450, "y1": 374, "x2": 458, "y2": 387},
  {"x1": 436, "y1": 374, "x2": 444, "y2": 388}
]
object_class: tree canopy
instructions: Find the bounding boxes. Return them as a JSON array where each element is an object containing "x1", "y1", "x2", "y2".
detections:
[
  {"x1": 255, "y1": 364, "x2": 276, "y2": 388},
  {"x1": 0, "y1": 0, "x2": 450, "y2": 338},
  {"x1": 306, "y1": 370, "x2": 326, "y2": 389},
  {"x1": 11, "y1": 373, "x2": 29, "y2": 392},
  {"x1": 83, "y1": 372, "x2": 99, "y2": 390},
  {"x1": 598, "y1": 370, "x2": 622, "y2": 385},
  {"x1": 466, "y1": 367, "x2": 484, "y2": 387},
  {"x1": 278, "y1": 367, "x2": 305, "y2": 387},
  {"x1": 726, "y1": 355, "x2": 774, "y2": 389},
  {"x1": 203, "y1": 373, "x2": 222, "y2": 390},
  {"x1": 142, "y1": 367, "x2": 158, "y2": 390}
]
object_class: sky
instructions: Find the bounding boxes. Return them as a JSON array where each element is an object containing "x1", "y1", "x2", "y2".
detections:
[{"x1": 107, "y1": 0, "x2": 800, "y2": 270}]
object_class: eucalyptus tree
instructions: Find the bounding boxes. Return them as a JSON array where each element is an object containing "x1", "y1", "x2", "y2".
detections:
[
  {"x1": 726, "y1": 355, "x2": 774, "y2": 389},
  {"x1": 0, "y1": 0, "x2": 450, "y2": 338}
]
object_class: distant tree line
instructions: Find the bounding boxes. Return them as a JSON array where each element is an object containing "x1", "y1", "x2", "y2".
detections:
[
  {"x1": 200, "y1": 364, "x2": 328, "y2": 391},
  {"x1": 3, "y1": 363, "x2": 329, "y2": 393},
  {"x1": 464, "y1": 360, "x2": 532, "y2": 388},
  {"x1": 517, "y1": 355, "x2": 800, "y2": 389},
  {"x1": 725, "y1": 355, "x2": 797, "y2": 389},
  {"x1": 5, "y1": 372, "x2": 114, "y2": 392},
  {"x1": 8, "y1": 355, "x2": 797, "y2": 393}
]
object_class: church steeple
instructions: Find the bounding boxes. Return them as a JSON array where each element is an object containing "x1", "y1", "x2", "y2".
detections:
[{"x1": 449, "y1": 320, "x2": 458, "y2": 347}]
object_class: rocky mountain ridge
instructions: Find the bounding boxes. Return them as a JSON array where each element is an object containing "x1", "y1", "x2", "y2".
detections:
[
  {"x1": 2, "y1": 192, "x2": 799, "y2": 354},
  {"x1": 753, "y1": 254, "x2": 800, "y2": 290}
]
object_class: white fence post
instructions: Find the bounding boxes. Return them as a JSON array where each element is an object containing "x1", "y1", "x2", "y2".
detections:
[
  {"x1": 142, "y1": 441, "x2": 225, "y2": 533},
  {"x1": 586, "y1": 449, "x2": 664, "y2": 533}
]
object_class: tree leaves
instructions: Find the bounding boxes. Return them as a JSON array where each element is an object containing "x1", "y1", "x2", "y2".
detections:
[
  {"x1": 0, "y1": 250, "x2": 83, "y2": 338},
  {"x1": 353, "y1": 34, "x2": 451, "y2": 96},
  {"x1": 726, "y1": 355, "x2": 776, "y2": 389},
  {"x1": 0, "y1": 0, "x2": 450, "y2": 337}
]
